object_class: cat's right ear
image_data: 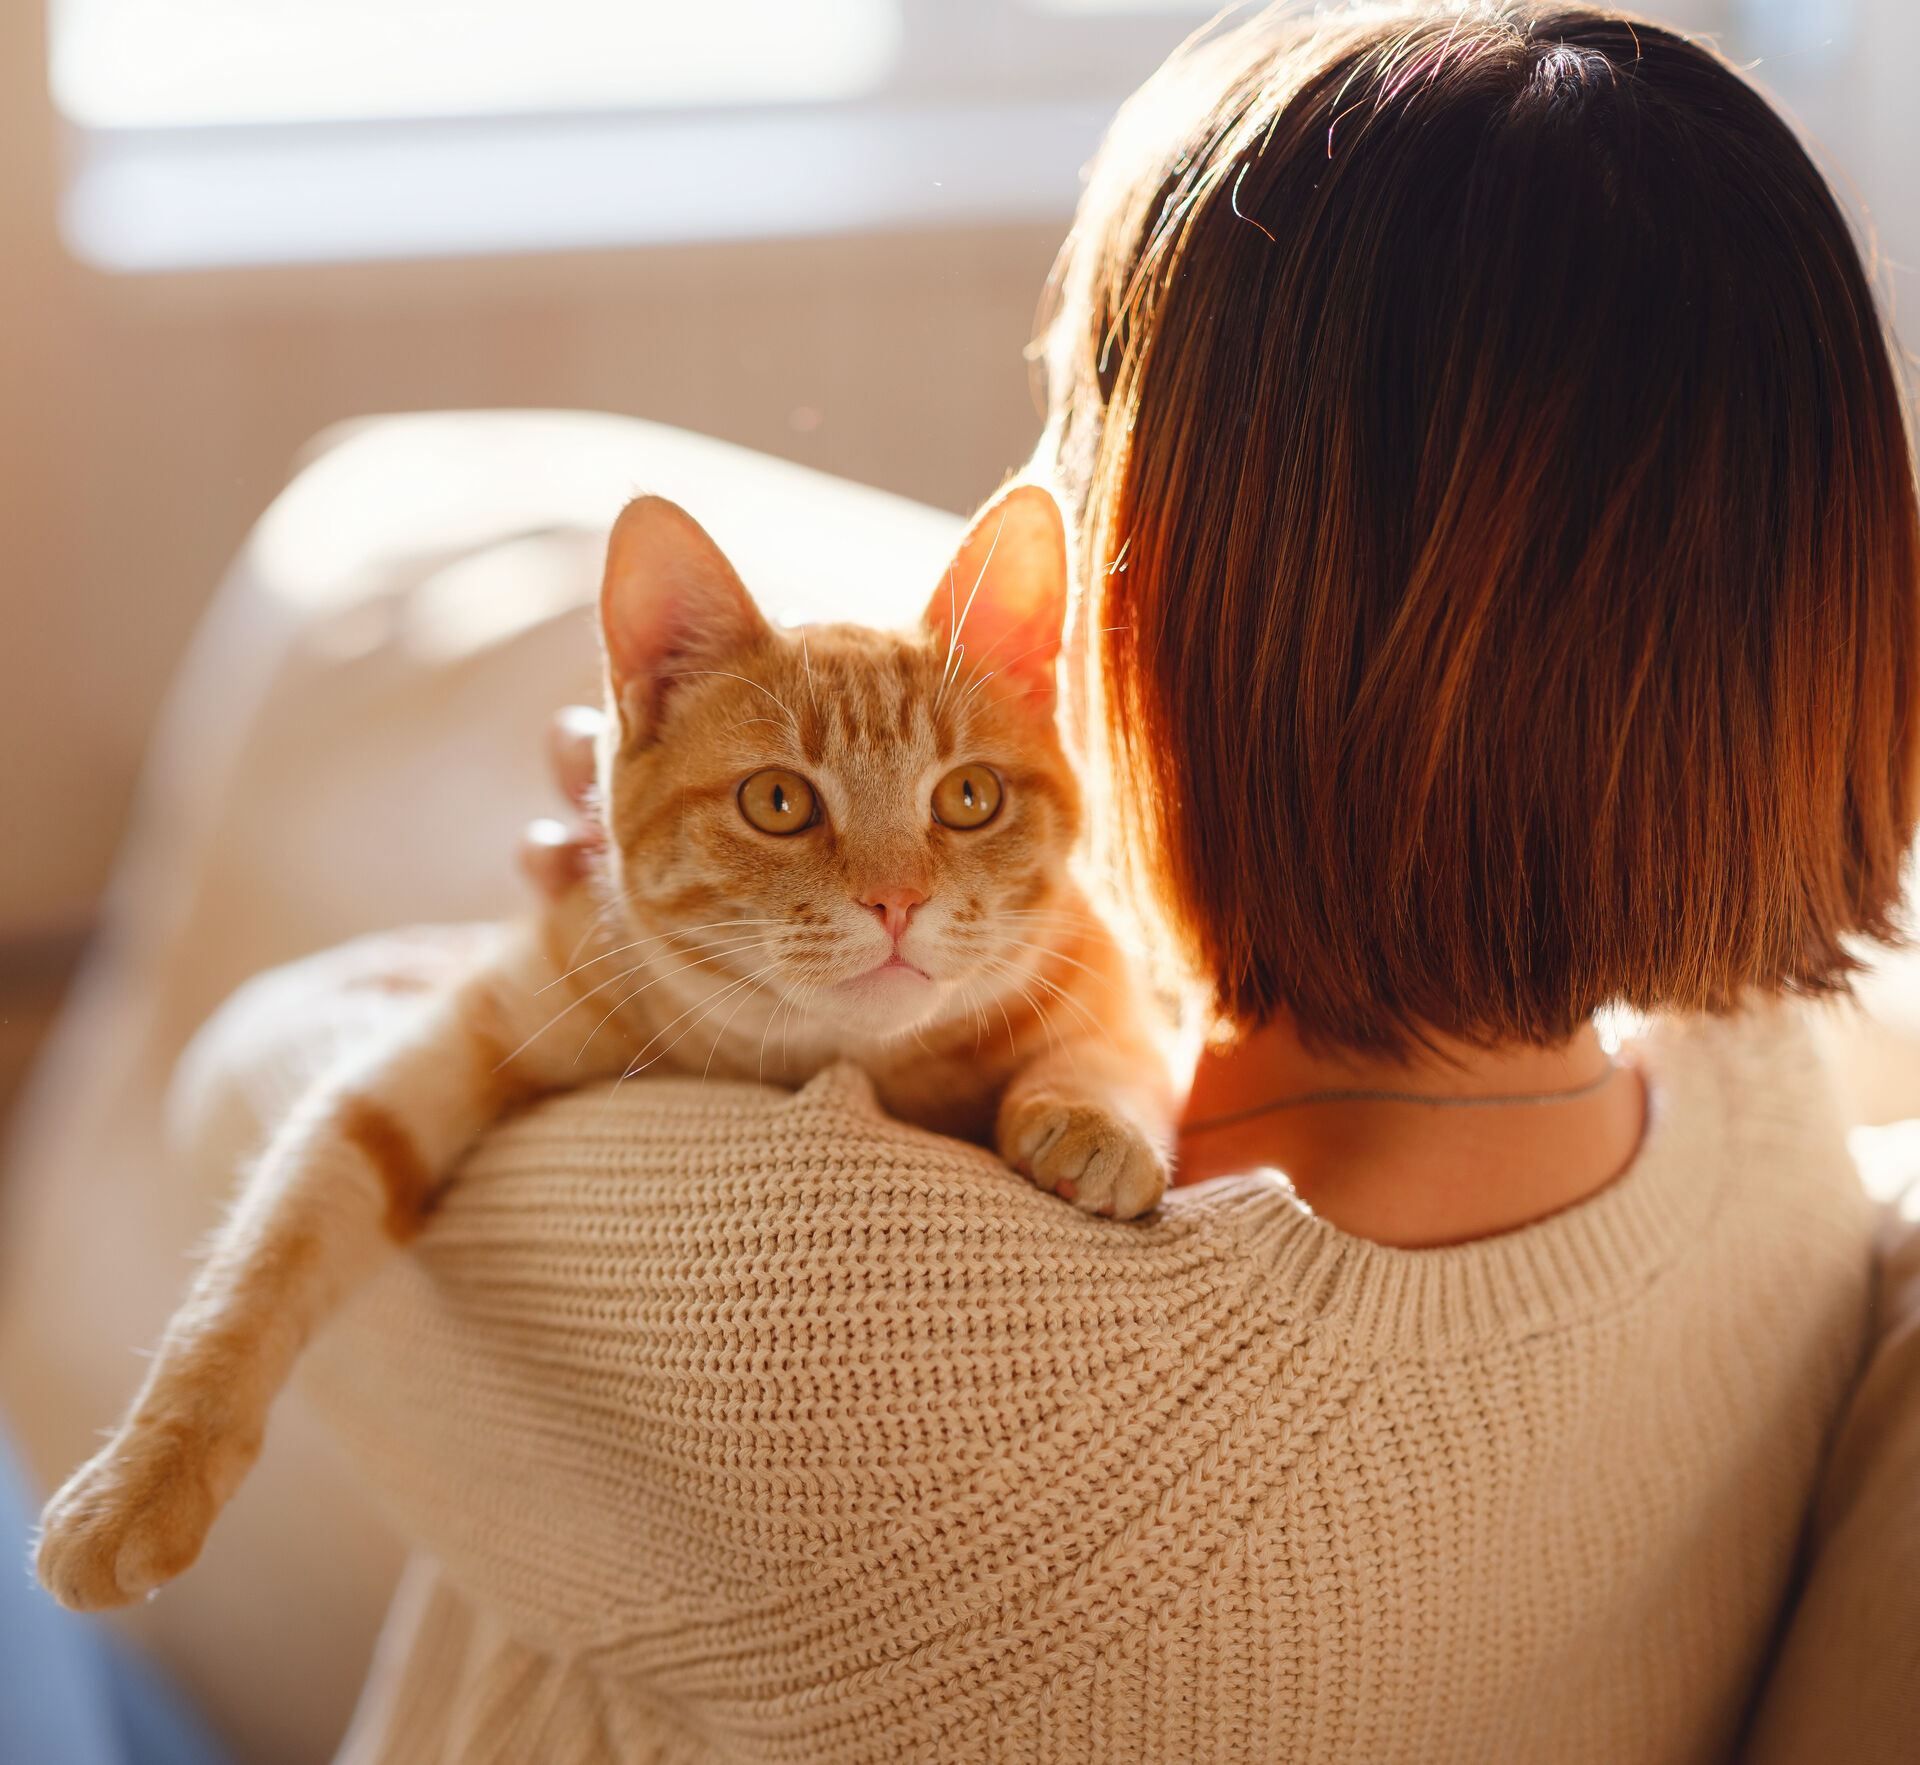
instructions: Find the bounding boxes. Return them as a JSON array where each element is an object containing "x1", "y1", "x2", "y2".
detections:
[
  {"x1": 921, "y1": 482, "x2": 1069, "y2": 717},
  {"x1": 599, "y1": 496, "x2": 769, "y2": 743}
]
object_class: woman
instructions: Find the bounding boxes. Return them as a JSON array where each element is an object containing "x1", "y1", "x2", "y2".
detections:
[{"x1": 210, "y1": 5, "x2": 1919, "y2": 1760}]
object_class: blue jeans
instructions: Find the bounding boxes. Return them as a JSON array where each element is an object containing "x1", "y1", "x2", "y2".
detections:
[{"x1": 1, "y1": 1425, "x2": 234, "y2": 1765}]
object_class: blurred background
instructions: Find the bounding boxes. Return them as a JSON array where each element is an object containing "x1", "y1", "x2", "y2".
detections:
[{"x1": 0, "y1": 0, "x2": 1915, "y2": 1114}]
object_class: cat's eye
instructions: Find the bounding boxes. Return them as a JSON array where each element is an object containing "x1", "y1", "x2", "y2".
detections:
[
  {"x1": 738, "y1": 768, "x2": 818, "y2": 835},
  {"x1": 931, "y1": 764, "x2": 1003, "y2": 830}
]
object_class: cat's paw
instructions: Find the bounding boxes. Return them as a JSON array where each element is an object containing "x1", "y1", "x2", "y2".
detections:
[
  {"x1": 36, "y1": 1424, "x2": 232, "y2": 1611},
  {"x1": 1002, "y1": 1097, "x2": 1168, "y2": 1219}
]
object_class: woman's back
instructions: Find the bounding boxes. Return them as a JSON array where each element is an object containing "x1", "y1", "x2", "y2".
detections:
[{"x1": 291, "y1": 997, "x2": 1869, "y2": 1764}]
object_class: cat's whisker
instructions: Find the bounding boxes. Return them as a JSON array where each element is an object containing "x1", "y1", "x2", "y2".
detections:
[
  {"x1": 999, "y1": 996, "x2": 1026, "y2": 1058},
  {"x1": 540, "y1": 920, "x2": 785, "y2": 994},
  {"x1": 762, "y1": 990, "x2": 793, "y2": 1079},
  {"x1": 800, "y1": 632, "x2": 822, "y2": 719},
  {"x1": 572, "y1": 937, "x2": 787, "y2": 1062},
  {"x1": 1018, "y1": 987, "x2": 1075, "y2": 1060},
  {"x1": 935, "y1": 636, "x2": 967, "y2": 719},
  {"x1": 1001, "y1": 904, "x2": 1154, "y2": 956},
  {"x1": 947, "y1": 977, "x2": 987, "y2": 1055},
  {"x1": 936, "y1": 563, "x2": 964, "y2": 712},
  {"x1": 755, "y1": 984, "x2": 788, "y2": 1082},
  {"x1": 571, "y1": 931, "x2": 786, "y2": 1018},
  {"x1": 612, "y1": 983, "x2": 753, "y2": 1089},
  {"x1": 778, "y1": 979, "x2": 817, "y2": 1068},
  {"x1": 664, "y1": 669, "x2": 799, "y2": 731},
  {"x1": 965, "y1": 973, "x2": 1021, "y2": 1060},
  {"x1": 966, "y1": 631, "x2": 1062, "y2": 690},
  {"x1": 939, "y1": 641, "x2": 1005, "y2": 709},
  {"x1": 976, "y1": 954, "x2": 1098, "y2": 1055},
  {"x1": 702, "y1": 962, "x2": 778, "y2": 1080},
  {"x1": 1011, "y1": 966, "x2": 1111, "y2": 1044},
  {"x1": 549, "y1": 888, "x2": 631, "y2": 983},
  {"x1": 936, "y1": 508, "x2": 1008, "y2": 717},
  {"x1": 561, "y1": 904, "x2": 616, "y2": 973},
  {"x1": 617, "y1": 970, "x2": 766, "y2": 1086},
  {"x1": 622, "y1": 926, "x2": 788, "y2": 964},
  {"x1": 640, "y1": 930, "x2": 790, "y2": 976},
  {"x1": 967, "y1": 956, "x2": 1051, "y2": 1053},
  {"x1": 546, "y1": 935, "x2": 703, "y2": 998},
  {"x1": 757, "y1": 975, "x2": 816, "y2": 1081},
  {"x1": 997, "y1": 914, "x2": 1116, "y2": 944},
  {"x1": 626, "y1": 961, "x2": 774, "y2": 1066},
  {"x1": 996, "y1": 938, "x2": 1125, "y2": 996},
  {"x1": 996, "y1": 980, "x2": 1062, "y2": 1058},
  {"x1": 975, "y1": 935, "x2": 1112, "y2": 1016},
  {"x1": 495, "y1": 962, "x2": 656, "y2": 1072}
]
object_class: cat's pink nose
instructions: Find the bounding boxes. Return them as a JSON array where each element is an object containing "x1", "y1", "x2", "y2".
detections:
[{"x1": 862, "y1": 885, "x2": 927, "y2": 943}]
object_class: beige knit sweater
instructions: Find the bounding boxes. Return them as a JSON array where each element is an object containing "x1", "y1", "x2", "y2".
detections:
[{"x1": 284, "y1": 996, "x2": 1872, "y2": 1765}]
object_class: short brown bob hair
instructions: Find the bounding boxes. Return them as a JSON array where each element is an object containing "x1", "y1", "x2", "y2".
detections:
[{"x1": 1045, "y1": 2, "x2": 1920, "y2": 1054}]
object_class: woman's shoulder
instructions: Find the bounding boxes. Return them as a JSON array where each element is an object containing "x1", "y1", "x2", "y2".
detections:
[
  {"x1": 442, "y1": 1059, "x2": 1318, "y2": 1330},
  {"x1": 448, "y1": 1005, "x2": 1877, "y2": 1364},
  {"x1": 1634, "y1": 1000, "x2": 1878, "y2": 1252}
]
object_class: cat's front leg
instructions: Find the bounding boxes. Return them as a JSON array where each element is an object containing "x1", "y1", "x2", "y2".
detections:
[
  {"x1": 36, "y1": 918, "x2": 625, "y2": 1611},
  {"x1": 35, "y1": 1070, "x2": 420, "y2": 1609},
  {"x1": 998, "y1": 1038, "x2": 1174, "y2": 1220}
]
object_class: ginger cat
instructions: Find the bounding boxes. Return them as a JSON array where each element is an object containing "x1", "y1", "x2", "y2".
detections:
[{"x1": 38, "y1": 483, "x2": 1172, "y2": 1612}]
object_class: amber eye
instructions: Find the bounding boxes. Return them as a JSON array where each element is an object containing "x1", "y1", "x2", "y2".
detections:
[
  {"x1": 738, "y1": 768, "x2": 818, "y2": 835},
  {"x1": 931, "y1": 763, "x2": 1003, "y2": 830}
]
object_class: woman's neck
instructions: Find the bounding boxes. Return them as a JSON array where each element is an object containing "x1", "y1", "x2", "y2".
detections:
[{"x1": 1175, "y1": 1014, "x2": 1647, "y2": 1248}]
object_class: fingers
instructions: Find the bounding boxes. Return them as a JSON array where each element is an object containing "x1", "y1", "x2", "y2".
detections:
[
  {"x1": 518, "y1": 816, "x2": 593, "y2": 901},
  {"x1": 520, "y1": 706, "x2": 606, "y2": 902},
  {"x1": 548, "y1": 705, "x2": 603, "y2": 810}
]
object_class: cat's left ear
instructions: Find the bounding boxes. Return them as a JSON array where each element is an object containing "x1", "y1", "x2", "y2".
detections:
[
  {"x1": 600, "y1": 495, "x2": 771, "y2": 743},
  {"x1": 921, "y1": 483, "x2": 1068, "y2": 715}
]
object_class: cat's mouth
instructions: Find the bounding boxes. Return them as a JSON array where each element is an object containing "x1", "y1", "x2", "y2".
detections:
[{"x1": 845, "y1": 953, "x2": 933, "y2": 986}]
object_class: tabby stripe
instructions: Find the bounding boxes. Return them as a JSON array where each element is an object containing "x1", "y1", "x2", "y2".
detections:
[
  {"x1": 647, "y1": 780, "x2": 742, "y2": 828},
  {"x1": 340, "y1": 1096, "x2": 438, "y2": 1242},
  {"x1": 798, "y1": 703, "x2": 827, "y2": 764}
]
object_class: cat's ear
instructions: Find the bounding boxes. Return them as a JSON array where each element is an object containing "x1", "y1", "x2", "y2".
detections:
[
  {"x1": 599, "y1": 496, "x2": 770, "y2": 742},
  {"x1": 921, "y1": 483, "x2": 1068, "y2": 714}
]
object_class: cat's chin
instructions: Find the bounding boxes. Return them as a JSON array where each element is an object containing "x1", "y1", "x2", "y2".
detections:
[{"x1": 819, "y1": 959, "x2": 945, "y2": 1037}]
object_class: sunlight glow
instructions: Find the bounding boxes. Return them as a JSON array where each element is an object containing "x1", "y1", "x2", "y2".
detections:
[{"x1": 50, "y1": 0, "x2": 904, "y2": 130}]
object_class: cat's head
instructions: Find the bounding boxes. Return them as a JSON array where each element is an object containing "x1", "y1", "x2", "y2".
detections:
[{"x1": 592, "y1": 484, "x2": 1083, "y2": 1048}]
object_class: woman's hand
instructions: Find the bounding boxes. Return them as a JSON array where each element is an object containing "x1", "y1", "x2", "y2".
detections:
[{"x1": 517, "y1": 705, "x2": 606, "y2": 901}]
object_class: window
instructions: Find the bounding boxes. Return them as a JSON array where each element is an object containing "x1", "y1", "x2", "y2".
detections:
[
  {"x1": 51, "y1": 0, "x2": 905, "y2": 128},
  {"x1": 50, "y1": 0, "x2": 1220, "y2": 271}
]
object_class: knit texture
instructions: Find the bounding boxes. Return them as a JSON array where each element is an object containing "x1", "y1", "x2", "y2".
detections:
[{"x1": 298, "y1": 1005, "x2": 1874, "y2": 1765}]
